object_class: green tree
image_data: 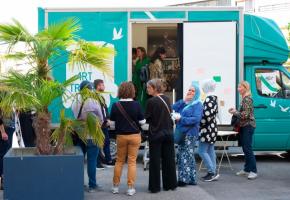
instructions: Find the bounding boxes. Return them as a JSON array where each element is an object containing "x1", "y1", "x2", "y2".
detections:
[{"x1": 0, "y1": 18, "x2": 114, "y2": 154}]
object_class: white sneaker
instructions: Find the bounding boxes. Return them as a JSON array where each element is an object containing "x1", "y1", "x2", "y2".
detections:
[
  {"x1": 127, "y1": 187, "x2": 136, "y2": 196},
  {"x1": 212, "y1": 173, "x2": 220, "y2": 181},
  {"x1": 236, "y1": 170, "x2": 249, "y2": 177},
  {"x1": 111, "y1": 186, "x2": 119, "y2": 194},
  {"x1": 248, "y1": 172, "x2": 258, "y2": 180}
]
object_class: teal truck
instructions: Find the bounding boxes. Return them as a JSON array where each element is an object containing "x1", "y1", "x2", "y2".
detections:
[{"x1": 38, "y1": 7, "x2": 290, "y2": 151}]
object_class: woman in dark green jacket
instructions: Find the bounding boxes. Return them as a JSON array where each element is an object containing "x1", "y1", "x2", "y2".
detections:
[{"x1": 132, "y1": 47, "x2": 150, "y2": 109}]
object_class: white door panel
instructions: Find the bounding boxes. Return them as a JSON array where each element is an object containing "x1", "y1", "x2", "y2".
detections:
[{"x1": 183, "y1": 22, "x2": 237, "y2": 125}]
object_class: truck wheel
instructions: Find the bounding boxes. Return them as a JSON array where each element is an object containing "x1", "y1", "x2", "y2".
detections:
[
  {"x1": 285, "y1": 150, "x2": 290, "y2": 160},
  {"x1": 110, "y1": 138, "x2": 117, "y2": 159}
]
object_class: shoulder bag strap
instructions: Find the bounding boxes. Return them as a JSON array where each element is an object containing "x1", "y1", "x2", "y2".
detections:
[
  {"x1": 116, "y1": 102, "x2": 140, "y2": 131},
  {"x1": 156, "y1": 95, "x2": 171, "y2": 116},
  {"x1": 77, "y1": 102, "x2": 84, "y2": 119}
]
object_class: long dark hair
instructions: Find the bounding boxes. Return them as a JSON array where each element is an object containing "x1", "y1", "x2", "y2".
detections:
[
  {"x1": 137, "y1": 46, "x2": 147, "y2": 60},
  {"x1": 150, "y1": 47, "x2": 166, "y2": 63}
]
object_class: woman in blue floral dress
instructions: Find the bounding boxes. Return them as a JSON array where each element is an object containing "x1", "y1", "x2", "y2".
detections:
[{"x1": 172, "y1": 81, "x2": 203, "y2": 186}]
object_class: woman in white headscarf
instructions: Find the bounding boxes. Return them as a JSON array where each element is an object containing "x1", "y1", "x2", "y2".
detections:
[{"x1": 198, "y1": 79, "x2": 220, "y2": 182}]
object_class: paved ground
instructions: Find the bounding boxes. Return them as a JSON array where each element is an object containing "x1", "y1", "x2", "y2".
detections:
[{"x1": 1, "y1": 151, "x2": 290, "y2": 200}]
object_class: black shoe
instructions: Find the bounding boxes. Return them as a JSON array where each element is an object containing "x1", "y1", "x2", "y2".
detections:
[
  {"x1": 106, "y1": 160, "x2": 115, "y2": 165},
  {"x1": 96, "y1": 164, "x2": 105, "y2": 170},
  {"x1": 164, "y1": 186, "x2": 177, "y2": 191},
  {"x1": 149, "y1": 189, "x2": 160, "y2": 193},
  {"x1": 177, "y1": 181, "x2": 187, "y2": 187},
  {"x1": 201, "y1": 173, "x2": 210, "y2": 179},
  {"x1": 105, "y1": 161, "x2": 115, "y2": 168},
  {"x1": 202, "y1": 173, "x2": 215, "y2": 182}
]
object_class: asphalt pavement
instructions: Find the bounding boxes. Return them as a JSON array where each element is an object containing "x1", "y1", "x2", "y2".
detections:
[{"x1": 1, "y1": 151, "x2": 290, "y2": 200}]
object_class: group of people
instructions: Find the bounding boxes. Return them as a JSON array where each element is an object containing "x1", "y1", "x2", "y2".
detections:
[
  {"x1": 132, "y1": 46, "x2": 167, "y2": 109},
  {"x1": 0, "y1": 75, "x2": 258, "y2": 194},
  {"x1": 70, "y1": 76, "x2": 257, "y2": 196}
]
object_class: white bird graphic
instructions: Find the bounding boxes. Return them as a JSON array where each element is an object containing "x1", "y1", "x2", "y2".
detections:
[
  {"x1": 279, "y1": 105, "x2": 290, "y2": 112},
  {"x1": 270, "y1": 100, "x2": 276, "y2": 108},
  {"x1": 113, "y1": 28, "x2": 123, "y2": 40}
]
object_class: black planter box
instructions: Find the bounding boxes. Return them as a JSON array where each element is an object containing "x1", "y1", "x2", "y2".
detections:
[{"x1": 3, "y1": 147, "x2": 84, "y2": 200}]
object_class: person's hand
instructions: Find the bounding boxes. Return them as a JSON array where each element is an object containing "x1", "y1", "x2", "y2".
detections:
[
  {"x1": 171, "y1": 112, "x2": 181, "y2": 122},
  {"x1": 228, "y1": 108, "x2": 237, "y2": 114},
  {"x1": 1, "y1": 132, "x2": 8, "y2": 141}
]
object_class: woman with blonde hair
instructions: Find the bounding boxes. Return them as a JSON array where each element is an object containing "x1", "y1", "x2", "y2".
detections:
[{"x1": 229, "y1": 81, "x2": 257, "y2": 180}]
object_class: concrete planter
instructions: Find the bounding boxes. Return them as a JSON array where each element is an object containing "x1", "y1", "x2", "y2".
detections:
[{"x1": 3, "y1": 147, "x2": 84, "y2": 200}]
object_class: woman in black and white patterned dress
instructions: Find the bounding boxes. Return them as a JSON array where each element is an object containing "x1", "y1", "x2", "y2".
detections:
[{"x1": 198, "y1": 79, "x2": 220, "y2": 182}]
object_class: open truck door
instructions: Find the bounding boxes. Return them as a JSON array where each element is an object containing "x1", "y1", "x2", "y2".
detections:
[{"x1": 183, "y1": 21, "x2": 237, "y2": 125}]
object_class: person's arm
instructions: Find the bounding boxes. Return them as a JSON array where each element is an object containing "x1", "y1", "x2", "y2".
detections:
[
  {"x1": 172, "y1": 99, "x2": 186, "y2": 113},
  {"x1": 144, "y1": 99, "x2": 153, "y2": 123},
  {"x1": 0, "y1": 119, "x2": 8, "y2": 141},
  {"x1": 136, "y1": 102, "x2": 146, "y2": 125},
  {"x1": 234, "y1": 97, "x2": 253, "y2": 120},
  {"x1": 179, "y1": 103, "x2": 203, "y2": 125}
]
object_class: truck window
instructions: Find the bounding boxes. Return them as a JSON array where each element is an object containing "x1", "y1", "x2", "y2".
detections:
[
  {"x1": 255, "y1": 69, "x2": 282, "y2": 98},
  {"x1": 281, "y1": 72, "x2": 290, "y2": 99}
]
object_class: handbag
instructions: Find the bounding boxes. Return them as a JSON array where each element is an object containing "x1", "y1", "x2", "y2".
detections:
[
  {"x1": 174, "y1": 128, "x2": 185, "y2": 145},
  {"x1": 230, "y1": 115, "x2": 241, "y2": 133}
]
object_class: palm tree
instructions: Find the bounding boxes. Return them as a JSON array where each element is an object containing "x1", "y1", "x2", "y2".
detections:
[{"x1": 0, "y1": 18, "x2": 114, "y2": 155}]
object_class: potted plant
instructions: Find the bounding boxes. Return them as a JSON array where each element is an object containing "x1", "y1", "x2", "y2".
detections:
[{"x1": 0, "y1": 18, "x2": 114, "y2": 200}]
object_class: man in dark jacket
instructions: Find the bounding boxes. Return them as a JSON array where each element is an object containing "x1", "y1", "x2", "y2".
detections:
[{"x1": 94, "y1": 79, "x2": 114, "y2": 169}]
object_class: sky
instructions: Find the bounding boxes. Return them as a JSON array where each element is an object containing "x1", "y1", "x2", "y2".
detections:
[{"x1": 0, "y1": 0, "x2": 289, "y2": 34}]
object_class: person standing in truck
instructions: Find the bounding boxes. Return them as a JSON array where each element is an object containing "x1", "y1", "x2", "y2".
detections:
[
  {"x1": 229, "y1": 81, "x2": 257, "y2": 180},
  {"x1": 149, "y1": 47, "x2": 166, "y2": 81},
  {"x1": 132, "y1": 47, "x2": 150, "y2": 109}
]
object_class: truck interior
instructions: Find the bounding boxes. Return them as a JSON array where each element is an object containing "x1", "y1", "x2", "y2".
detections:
[{"x1": 131, "y1": 23, "x2": 182, "y2": 104}]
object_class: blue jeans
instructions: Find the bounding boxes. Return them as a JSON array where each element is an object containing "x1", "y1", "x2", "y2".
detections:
[
  {"x1": 240, "y1": 125, "x2": 257, "y2": 173},
  {"x1": 86, "y1": 139, "x2": 99, "y2": 188},
  {"x1": 198, "y1": 142, "x2": 216, "y2": 174}
]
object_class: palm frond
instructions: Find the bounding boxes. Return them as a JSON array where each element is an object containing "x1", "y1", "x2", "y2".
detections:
[
  {"x1": 3, "y1": 52, "x2": 29, "y2": 60},
  {"x1": 37, "y1": 18, "x2": 80, "y2": 41},
  {"x1": 68, "y1": 40, "x2": 115, "y2": 77},
  {"x1": 34, "y1": 79, "x2": 67, "y2": 109},
  {"x1": 0, "y1": 19, "x2": 34, "y2": 51},
  {"x1": 86, "y1": 112, "x2": 104, "y2": 147}
]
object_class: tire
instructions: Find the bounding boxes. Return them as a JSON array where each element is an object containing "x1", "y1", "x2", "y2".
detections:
[{"x1": 110, "y1": 138, "x2": 117, "y2": 160}]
